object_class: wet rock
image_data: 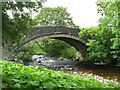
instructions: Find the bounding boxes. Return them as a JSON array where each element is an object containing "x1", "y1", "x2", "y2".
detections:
[
  {"x1": 32, "y1": 55, "x2": 44, "y2": 61},
  {"x1": 74, "y1": 52, "x2": 84, "y2": 61}
]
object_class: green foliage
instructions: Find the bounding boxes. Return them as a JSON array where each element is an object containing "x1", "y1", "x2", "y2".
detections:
[
  {"x1": 34, "y1": 7, "x2": 78, "y2": 28},
  {"x1": 61, "y1": 46, "x2": 76, "y2": 58},
  {"x1": 2, "y1": 1, "x2": 47, "y2": 51},
  {"x1": 79, "y1": 26, "x2": 99, "y2": 42},
  {"x1": 79, "y1": 26, "x2": 110, "y2": 63},
  {"x1": 79, "y1": 1, "x2": 120, "y2": 66},
  {"x1": 33, "y1": 39, "x2": 76, "y2": 58},
  {"x1": 97, "y1": 1, "x2": 120, "y2": 64},
  {"x1": 1, "y1": 60, "x2": 120, "y2": 88},
  {"x1": 14, "y1": 46, "x2": 33, "y2": 62}
]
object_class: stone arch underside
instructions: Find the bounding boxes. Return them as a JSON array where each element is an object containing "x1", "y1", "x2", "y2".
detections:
[
  {"x1": 12, "y1": 34, "x2": 87, "y2": 60},
  {"x1": 9, "y1": 26, "x2": 87, "y2": 60}
]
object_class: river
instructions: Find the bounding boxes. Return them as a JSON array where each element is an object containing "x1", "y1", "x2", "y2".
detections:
[
  {"x1": 25, "y1": 55, "x2": 120, "y2": 84},
  {"x1": 61, "y1": 62, "x2": 120, "y2": 84}
]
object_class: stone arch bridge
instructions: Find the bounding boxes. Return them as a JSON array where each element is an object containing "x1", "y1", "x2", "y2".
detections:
[{"x1": 10, "y1": 26, "x2": 87, "y2": 60}]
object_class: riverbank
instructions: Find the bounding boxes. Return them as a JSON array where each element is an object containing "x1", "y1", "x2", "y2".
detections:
[{"x1": 1, "y1": 60, "x2": 120, "y2": 89}]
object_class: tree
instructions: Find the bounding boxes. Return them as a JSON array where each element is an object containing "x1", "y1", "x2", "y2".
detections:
[
  {"x1": 79, "y1": 26, "x2": 110, "y2": 63},
  {"x1": 34, "y1": 7, "x2": 78, "y2": 28},
  {"x1": 2, "y1": 1, "x2": 47, "y2": 52},
  {"x1": 79, "y1": 1, "x2": 120, "y2": 65},
  {"x1": 97, "y1": 1, "x2": 120, "y2": 65}
]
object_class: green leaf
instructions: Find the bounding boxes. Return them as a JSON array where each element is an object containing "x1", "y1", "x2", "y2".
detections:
[
  {"x1": 14, "y1": 83, "x2": 21, "y2": 88},
  {"x1": 29, "y1": 81, "x2": 39, "y2": 86}
]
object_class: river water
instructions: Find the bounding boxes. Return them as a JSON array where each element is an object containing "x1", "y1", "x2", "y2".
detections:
[{"x1": 58, "y1": 62, "x2": 120, "y2": 84}]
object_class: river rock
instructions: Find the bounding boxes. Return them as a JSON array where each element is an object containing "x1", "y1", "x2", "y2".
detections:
[
  {"x1": 32, "y1": 55, "x2": 44, "y2": 64},
  {"x1": 74, "y1": 52, "x2": 84, "y2": 61}
]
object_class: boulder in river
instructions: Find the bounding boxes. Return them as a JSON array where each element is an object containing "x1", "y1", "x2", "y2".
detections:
[
  {"x1": 31, "y1": 55, "x2": 77, "y2": 69},
  {"x1": 32, "y1": 55, "x2": 45, "y2": 64},
  {"x1": 74, "y1": 52, "x2": 84, "y2": 62}
]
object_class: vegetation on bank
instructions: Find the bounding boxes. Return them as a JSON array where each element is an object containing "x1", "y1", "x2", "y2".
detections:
[
  {"x1": 79, "y1": 1, "x2": 120, "y2": 66},
  {"x1": 1, "y1": 60, "x2": 120, "y2": 89},
  {"x1": 2, "y1": 1, "x2": 47, "y2": 52}
]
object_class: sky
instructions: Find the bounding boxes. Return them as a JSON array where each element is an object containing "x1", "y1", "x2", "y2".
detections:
[{"x1": 43, "y1": 0, "x2": 101, "y2": 28}]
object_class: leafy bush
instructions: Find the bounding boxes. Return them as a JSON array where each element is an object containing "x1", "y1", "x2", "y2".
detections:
[
  {"x1": 14, "y1": 46, "x2": 33, "y2": 62},
  {"x1": 1, "y1": 60, "x2": 120, "y2": 89},
  {"x1": 60, "y1": 46, "x2": 76, "y2": 58},
  {"x1": 79, "y1": 26, "x2": 110, "y2": 63},
  {"x1": 34, "y1": 39, "x2": 77, "y2": 58}
]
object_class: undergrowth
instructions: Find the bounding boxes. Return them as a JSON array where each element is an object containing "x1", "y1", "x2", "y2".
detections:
[{"x1": 1, "y1": 60, "x2": 120, "y2": 89}]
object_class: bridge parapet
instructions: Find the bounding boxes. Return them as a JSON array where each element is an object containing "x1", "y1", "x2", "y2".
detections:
[{"x1": 27, "y1": 26, "x2": 80, "y2": 39}]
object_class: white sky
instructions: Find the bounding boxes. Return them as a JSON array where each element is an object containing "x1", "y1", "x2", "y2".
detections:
[{"x1": 43, "y1": 0, "x2": 101, "y2": 28}]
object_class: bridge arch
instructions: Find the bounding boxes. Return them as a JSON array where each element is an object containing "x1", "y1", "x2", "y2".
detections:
[{"x1": 11, "y1": 26, "x2": 87, "y2": 60}]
